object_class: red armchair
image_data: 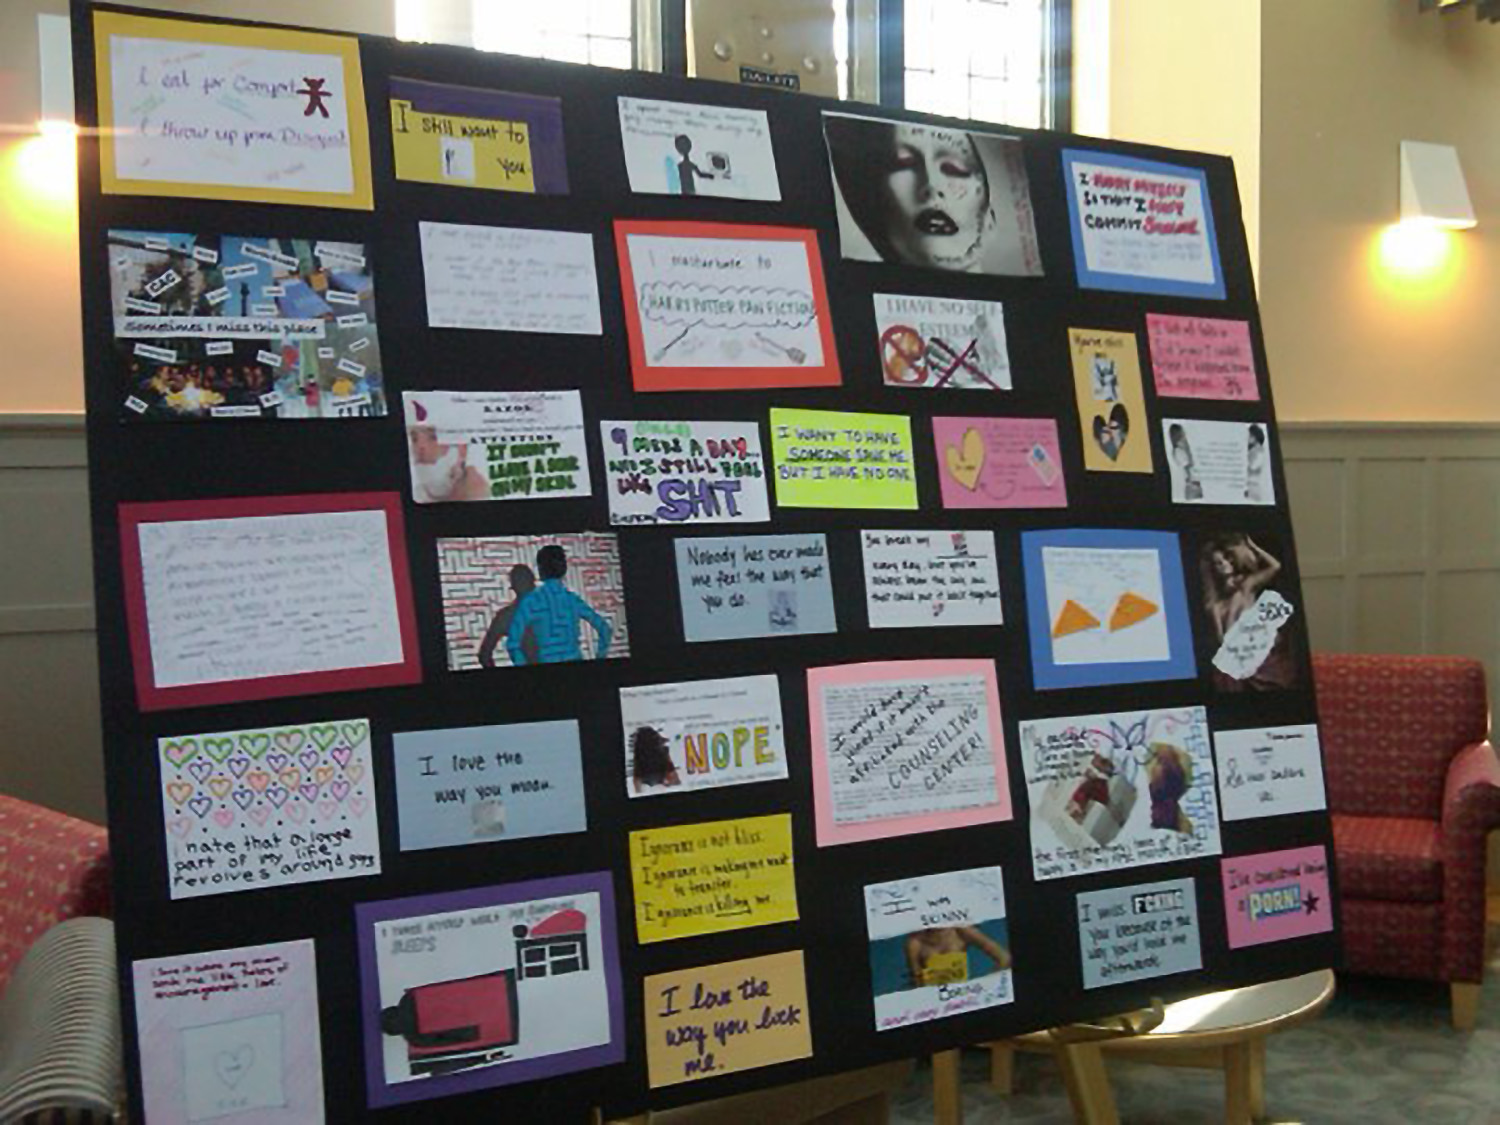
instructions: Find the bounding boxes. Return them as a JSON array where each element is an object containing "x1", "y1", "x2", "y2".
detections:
[
  {"x1": 0, "y1": 792, "x2": 112, "y2": 988},
  {"x1": 1315, "y1": 652, "x2": 1500, "y2": 1029},
  {"x1": 0, "y1": 793, "x2": 119, "y2": 1120}
]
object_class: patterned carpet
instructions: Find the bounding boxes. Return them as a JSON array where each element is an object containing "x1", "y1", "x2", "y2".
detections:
[{"x1": 889, "y1": 963, "x2": 1500, "y2": 1124}]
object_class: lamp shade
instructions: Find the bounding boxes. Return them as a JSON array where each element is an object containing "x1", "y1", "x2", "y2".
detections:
[{"x1": 1399, "y1": 140, "x2": 1476, "y2": 228}]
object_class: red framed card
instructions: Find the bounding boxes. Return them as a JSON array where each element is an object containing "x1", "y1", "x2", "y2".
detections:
[
  {"x1": 119, "y1": 492, "x2": 421, "y2": 711},
  {"x1": 614, "y1": 219, "x2": 842, "y2": 393}
]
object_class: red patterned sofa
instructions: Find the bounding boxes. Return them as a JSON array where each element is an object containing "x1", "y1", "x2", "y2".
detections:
[
  {"x1": 1316, "y1": 652, "x2": 1500, "y2": 1028},
  {"x1": 0, "y1": 794, "x2": 118, "y2": 1121},
  {"x1": 0, "y1": 792, "x2": 112, "y2": 988}
]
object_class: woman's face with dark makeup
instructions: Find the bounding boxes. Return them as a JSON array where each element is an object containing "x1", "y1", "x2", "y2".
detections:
[{"x1": 876, "y1": 125, "x2": 990, "y2": 271}]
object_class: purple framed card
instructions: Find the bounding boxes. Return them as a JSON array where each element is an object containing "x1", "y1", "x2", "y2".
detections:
[{"x1": 355, "y1": 872, "x2": 624, "y2": 1108}]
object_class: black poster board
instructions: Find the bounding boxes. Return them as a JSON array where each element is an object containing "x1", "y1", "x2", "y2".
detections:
[{"x1": 74, "y1": 4, "x2": 1339, "y2": 1120}]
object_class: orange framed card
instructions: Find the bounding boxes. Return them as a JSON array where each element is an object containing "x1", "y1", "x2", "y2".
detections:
[{"x1": 614, "y1": 220, "x2": 841, "y2": 392}]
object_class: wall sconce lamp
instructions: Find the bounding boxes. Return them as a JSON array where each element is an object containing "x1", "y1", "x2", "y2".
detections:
[
  {"x1": 1374, "y1": 141, "x2": 1472, "y2": 289},
  {"x1": 37, "y1": 13, "x2": 76, "y2": 136},
  {"x1": 1399, "y1": 140, "x2": 1476, "y2": 229}
]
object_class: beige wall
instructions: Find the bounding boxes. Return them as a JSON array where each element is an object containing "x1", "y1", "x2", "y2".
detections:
[
  {"x1": 1083, "y1": 1, "x2": 1500, "y2": 423},
  {"x1": 1260, "y1": 0, "x2": 1500, "y2": 422},
  {"x1": 1077, "y1": 0, "x2": 1262, "y2": 273},
  {"x1": 1078, "y1": 2, "x2": 1500, "y2": 697},
  {"x1": 0, "y1": 1, "x2": 395, "y2": 415},
  {"x1": 0, "y1": 0, "x2": 80, "y2": 415}
]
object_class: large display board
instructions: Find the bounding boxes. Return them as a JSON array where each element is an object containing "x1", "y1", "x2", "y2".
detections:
[{"x1": 74, "y1": 4, "x2": 1339, "y2": 1120}]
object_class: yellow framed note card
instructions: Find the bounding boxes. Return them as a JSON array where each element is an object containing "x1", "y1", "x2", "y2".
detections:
[{"x1": 94, "y1": 11, "x2": 373, "y2": 209}]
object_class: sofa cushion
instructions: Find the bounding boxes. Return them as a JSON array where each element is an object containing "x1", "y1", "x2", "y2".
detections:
[{"x1": 1333, "y1": 814, "x2": 1443, "y2": 903}]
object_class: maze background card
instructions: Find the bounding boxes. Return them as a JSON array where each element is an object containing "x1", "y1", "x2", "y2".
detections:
[{"x1": 437, "y1": 533, "x2": 630, "y2": 671}]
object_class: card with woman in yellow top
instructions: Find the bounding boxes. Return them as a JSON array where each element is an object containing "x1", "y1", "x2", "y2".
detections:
[{"x1": 864, "y1": 867, "x2": 1012, "y2": 1031}]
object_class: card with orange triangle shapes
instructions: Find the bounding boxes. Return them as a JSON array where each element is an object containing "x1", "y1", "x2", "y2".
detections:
[{"x1": 1023, "y1": 529, "x2": 1197, "y2": 690}]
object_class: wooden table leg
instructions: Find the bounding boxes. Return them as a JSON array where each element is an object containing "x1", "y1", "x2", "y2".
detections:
[
  {"x1": 1223, "y1": 1041, "x2": 1253, "y2": 1125},
  {"x1": 1248, "y1": 1037, "x2": 1267, "y2": 1120},
  {"x1": 932, "y1": 1048, "x2": 964, "y2": 1125},
  {"x1": 990, "y1": 1041, "x2": 1015, "y2": 1094},
  {"x1": 1452, "y1": 981, "x2": 1482, "y2": 1030},
  {"x1": 1055, "y1": 1041, "x2": 1119, "y2": 1125}
]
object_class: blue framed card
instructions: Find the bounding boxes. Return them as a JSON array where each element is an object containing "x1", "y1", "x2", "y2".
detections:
[
  {"x1": 1022, "y1": 528, "x2": 1197, "y2": 690},
  {"x1": 1061, "y1": 150, "x2": 1226, "y2": 300}
]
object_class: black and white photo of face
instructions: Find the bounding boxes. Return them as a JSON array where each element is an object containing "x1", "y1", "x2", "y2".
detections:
[
  {"x1": 874, "y1": 124, "x2": 992, "y2": 271},
  {"x1": 824, "y1": 112, "x2": 1043, "y2": 277}
]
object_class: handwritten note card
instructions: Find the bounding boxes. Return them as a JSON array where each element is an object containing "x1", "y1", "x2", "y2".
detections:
[
  {"x1": 1021, "y1": 706, "x2": 1220, "y2": 880},
  {"x1": 138, "y1": 509, "x2": 403, "y2": 685},
  {"x1": 873, "y1": 295, "x2": 1010, "y2": 391},
  {"x1": 392, "y1": 721, "x2": 586, "y2": 851},
  {"x1": 1077, "y1": 878, "x2": 1202, "y2": 989},
  {"x1": 1222, "y1": 846, "x2": 1334, "y2": 948},
  {"x1": 808, "y1": 660, "x2": 1011, "y2": 846},
  {"x1": 1163, "y1": 419, "x2": 1275, "y2": 505},
  {"x1": 1146, "y1": 313, "x2": 1259, "y2": 401},
  {"x1": 770, "y1": 407, "x2": 918, "y2": 510},
  {"x1": 644, "y1": 952, "x2": 811, "y2": 1088},
  {"x1": 630, "y1": 814, "x2": 799, "y2": 943},
  {"x1": 931, "y1": 416, "x2": 1068, "y2": 509},
  {"x1": 861, "y1": 529, "x2": 1003, "y2": 629},
  {"x1": 865, "y1": 867, "x2": 1012, "y2": 1030},
  {"x1": 619, "y1": 97, "x2": 780, "y2": 201},
  {"x1": 134, "y1": 939, "x2": 324, "y2": 1125},
  {"x1": 675, "y1": 532, "x2": 836, "y2": 643},
  {"x1": 404, "y1": 391, "x2": 590, "y2": 503},
  {"x1": 1214, "y1": 590, "x2": 1296, "y2": 681},
  {"x1": 390, "y1": 78, "x2": 568, "y2": 194},
  {"x1": 122, "y1": 495, "x2": 418, "y2": 710},
  {"x1": 621, "y1": 675, "x2": 787, "y2": 797},
  {"x1": 158, "y1": 718, "x2": 379, "y2": 899},
  {"x1": 1214, "y1": 725, "x2": 1326, "y2": 821},
  {"x1": 97, "y1": 12, "x2": 371, "y2": 208},
  {"x1": 419, "y1": 222, "x2": 601, "y2": 335},
  {"x1": 601, "y1": 419, "x2": 769, "y2": 526},
  {"x1": 1063, "y1": 149, "x2": 1224, "y2": 299}
]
